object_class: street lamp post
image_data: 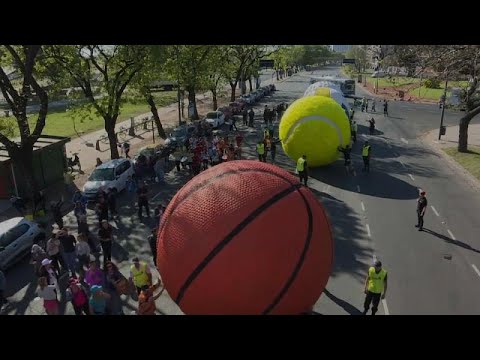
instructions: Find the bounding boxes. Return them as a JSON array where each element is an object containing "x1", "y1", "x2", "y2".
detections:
[
  {"x1": 175, "y1": 46, "x2": 182, "y2": 127},
  {"x1": 438, "y1": 76, "x2": 448, "y2": 140}
]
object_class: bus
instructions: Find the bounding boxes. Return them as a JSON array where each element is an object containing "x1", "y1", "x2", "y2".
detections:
[{"x1": 309, "y1": 76, "x2": 356, "y2": 96}]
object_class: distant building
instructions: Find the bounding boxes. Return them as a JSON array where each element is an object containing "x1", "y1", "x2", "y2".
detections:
[{"x1": 330, "y1": 45, "x2": 352, "y2": 54}]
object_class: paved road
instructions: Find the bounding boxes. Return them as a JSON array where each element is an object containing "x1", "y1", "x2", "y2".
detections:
[{"x1": 4, "y1": 66, "x2": 480, "y2": 315}]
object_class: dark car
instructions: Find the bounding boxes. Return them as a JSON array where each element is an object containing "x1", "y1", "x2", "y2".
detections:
[
  {"x1": 164, "y1": 124, "x2": 196, "y2": 148},
  {"x1": 228, "y1": 102, "x2": 246, "y2": 114},
  {"x1": 217, "y1": 106, "x2": 234, "y2": 120}
]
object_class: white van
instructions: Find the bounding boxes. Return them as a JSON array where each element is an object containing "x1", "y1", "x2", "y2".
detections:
[{"x1": 83, "y1": 158, "x2": 135, "y2": 200}]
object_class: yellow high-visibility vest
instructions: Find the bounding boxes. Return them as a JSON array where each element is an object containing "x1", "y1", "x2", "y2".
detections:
[
  {"x1": 362, "y1": 145, "x2": 370, "y2": 157},
  {"x1": 297, "y1": 157, "x2": 306, "y2": 172},
  {"x1": 130, "y1": 263, "x2": 149, "y2": 287},
  {"x1": 367, "y1": 267, "x2": 387, "y2": 294},
  {"x1": 256, "y1": 143, "x2": 265, "y2": 155}
]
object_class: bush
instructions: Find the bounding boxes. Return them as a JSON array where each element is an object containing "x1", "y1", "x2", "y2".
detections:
[{"x1": 424, "y1": 78, "x2": 441, "y2": 89}]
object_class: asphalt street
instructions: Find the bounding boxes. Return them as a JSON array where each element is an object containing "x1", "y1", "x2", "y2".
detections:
[{"x1": 3, "y1": 66, "x2": 480, "y2": 315}]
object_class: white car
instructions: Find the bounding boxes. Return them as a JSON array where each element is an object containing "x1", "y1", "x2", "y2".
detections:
[
  {"x1": 204, "y1": 111, "x2": 225, "y2": 128},
  {"x1": 83, "y1": 158, "x2": 135, "y2": 200},
  {"x1": 0, "y1": 217, "x2": 44, "y2": 271}
]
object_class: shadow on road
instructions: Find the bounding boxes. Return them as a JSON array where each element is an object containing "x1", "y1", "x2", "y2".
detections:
[
  {"x1": 323, "y1": 288, "x2": 363, "y2": 315},
  {"x1": 422, "y1": 228, "x2": 480, "y2": 254}
]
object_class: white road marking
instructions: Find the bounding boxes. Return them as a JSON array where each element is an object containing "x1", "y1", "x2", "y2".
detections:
[
  {"x1": 400, "y1": 138, "x2": 409, "y2": 144},
  {"x1": 366, "y1": 224, "x2": 371, "y2": 237},
  {"x1": 471, "y1": 264, "x2": 480, "y2": 279},
  {"x1": 382, "y1": 299, "x2": 390, "y2": 315},
  {"x1": 399, "y1": 160, "x2": 406, "y2": 168},
  {"x1": 357, "y1": 185, "x2": 361, "y2": 192},
  {"x1": 447, "y1": 229, "x2": 456, "y2": 241},
  {"x1": 431, "y1": 206, "x2": 440, "y2": 217},
  {"x1": 408, "y1": 174, "x2": 415, "y2": 181},
  {"x1": 361, "y1": 201, "x2": 366, "y2": 211},
  {"x1": 326, "y1": 185, "x2": 331, "y2": 193}
]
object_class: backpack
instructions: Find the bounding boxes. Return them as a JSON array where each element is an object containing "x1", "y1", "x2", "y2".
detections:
[{"x1": 72, "y1": 285, "x2": 88, "y2": 307}]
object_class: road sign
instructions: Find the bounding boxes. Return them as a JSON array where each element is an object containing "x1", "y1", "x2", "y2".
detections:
[
  {"x1": 343, "y1": 58, "x2": 356, "y2": 65},
  {"x1": 259, "y1": 59, "x2": 275, "y2": 68}
]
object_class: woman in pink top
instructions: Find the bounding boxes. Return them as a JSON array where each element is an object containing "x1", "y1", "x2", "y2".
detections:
[{"x1": 84, "y1": 260, "x2": 105, "y2": 288}]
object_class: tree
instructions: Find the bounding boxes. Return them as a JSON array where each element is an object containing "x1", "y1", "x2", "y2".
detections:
[
  {"x1": 0, "y1": 45, "x2": 49, "y2": 200},
  {"x1": 164, "y1": 45, "x2": 214, "y2": 121},
  {"x1": 202, "y1": 46, "x2": 230, "y2": 110},
  {"x1": 390, "y1": 45, "x2": 480, "y2": 152},
  {"x1": 45, "y1": 45, "x2": 148, "y2": 159},
  {"x1": 130, "y1": 45, "x2": 169, "y2": 139},
  {"x1": 345, "y1": 45, "x2": 368, "y2": 72}
]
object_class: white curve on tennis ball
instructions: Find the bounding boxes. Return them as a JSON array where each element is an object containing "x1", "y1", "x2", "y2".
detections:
[{"x1": 283, "y1": 115, "x2": 345, "y2": 148}]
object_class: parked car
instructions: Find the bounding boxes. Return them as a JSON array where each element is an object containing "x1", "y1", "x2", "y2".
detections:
[
  {"x1": 256, "y1": 89, "x2": 266, "y2": 98},
  {"x1": 0, "y1": 217, "x2": 44, "y2": 271},
  {"x1": 261, "y1": 86, "x2": 271, "y2": 96},
  {"x1": 217, "y1": 106, "x2": 234, "y2": 120},
  {"x1": 240, "y1": 94, "x2": 255, "y2": 105},
  {"x1": 83, "y1": 158, "x2": 135, "y2": 200},
  {"x1": 228, "y1": 101, "x2": 245, "y2": 114},
  {"x1": 164, "y1": 124, "x2": 196, "y2": 148},
  {"x1": 236, "y1": 98, "x2": 248, "y2": 109},
  {"x1": 250, "y1": 91, "x2": 261, "y2": 101},
  {"x1": 269, "y1": 84, "x2": 276, "y2": 92},
  {"x1": 204, "y1": 111, "x2": 225, "y2": 128}
]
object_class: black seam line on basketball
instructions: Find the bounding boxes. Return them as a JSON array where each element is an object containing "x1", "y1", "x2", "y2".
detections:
[
  {"x1": 262, "y1": 187, "x2": 313, "y2": 315},
  {"x1": 175, "y1": 183, "x2": 302, "y2": 305},
  {"x1": 158, "y1": 167, "x2": 296, "y2": 237}
]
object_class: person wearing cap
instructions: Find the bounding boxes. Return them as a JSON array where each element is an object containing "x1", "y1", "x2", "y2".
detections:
[
  {"x1": 363, "y1": 260, "x2": 388, "y2": 315},
  {"x1": 129, "y1": 257, "x2": 152, "y2": 295},
  {"x1": 89, "y1": 285, "x2": 111, "y2": 315},
  {"x1": 415, "y1": 191, "x2": 428, "y2": 231},
  {"x1": 137, "y1": 281, "x2": 165, "y2": 315},
  {"x1": 38, "y1": 258, "x2": 59, "y2": 290}
]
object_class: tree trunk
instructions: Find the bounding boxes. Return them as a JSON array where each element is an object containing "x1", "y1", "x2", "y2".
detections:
[
  {"x1": 187, "y1": 87, "x2": 199, "y2": 120},
  {"x1": 211, "y1": 89, "x2": 218, "y2": 110},
  {"x1": 105, "y1": 118, "x2": 120, "y2": 159},
  {"x1": 458, "y1": 118, "x2": 469, "y2": 152},
  {"x1": 248, "y1": 78, "x2": 253, "y2": 92},
  {"x1": 146, "y1": 93, "x2": 166, "y2": 139},
  {"x1": 230, "y1": 82, "x2": 237, "y2": 102}
]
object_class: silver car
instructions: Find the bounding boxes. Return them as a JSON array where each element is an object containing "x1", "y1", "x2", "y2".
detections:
[{"x1": 0, "y1": 217, "x2": 43, "y2": 271}]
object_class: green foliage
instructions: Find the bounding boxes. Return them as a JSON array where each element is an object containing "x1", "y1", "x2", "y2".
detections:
[{"x1": 424, "y1": 78, "x2": 441, "y2": 89}]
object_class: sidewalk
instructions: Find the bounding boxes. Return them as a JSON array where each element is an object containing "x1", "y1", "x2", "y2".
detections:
[{"x1": 423, "y1": 123, "x2": 480, "y2": 191}]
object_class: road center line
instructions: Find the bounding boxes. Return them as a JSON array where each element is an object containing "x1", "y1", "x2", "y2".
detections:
[
  {"x1": 471, "y1": 264, "x2": 480, "y2": 279},
  {"x1": 366, "y1": 224, "x2": 371, "y2": 237},
  {"x1": 361, "y1": 201, "x2": 366, "y2": 211},
  {"x1": 382, "y1": 299, "x2": 390, "y2": 315},
  {"x1": 357, "y1": 185, "x2": 361, "y2": 192},
  {"x1": 431, "y1": 206, "x2": 440, "y2": 217},
  {"x1": 408, "y1": 174, "x2": 415, "y2": 181},
  {"x1": 401, "y1": 137, "x2": 409, "y2": 144},
  {"x1": 447, "y1": 229, "x2": 456, "y2": 241}
]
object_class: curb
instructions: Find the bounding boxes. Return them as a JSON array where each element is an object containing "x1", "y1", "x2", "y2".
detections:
[{"x1": 422, "y1": 131, "x2": 480, "y2": 193}]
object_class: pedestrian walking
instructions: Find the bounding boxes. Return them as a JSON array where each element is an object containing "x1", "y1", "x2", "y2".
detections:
[
  {"x1": 50, "y1": 200, "x2": 64, "y2": 229},
  {"x1": 84, "y1": 260, "x2": 105, "y2": 288},
  {"x1": 137, "y1": 183, "x2": 150, "y2": 218},
  {"x1": 73, "y1": 201, "x2": 86, "y2": 227},
  {"x1": 230, "y1": 115, "x2": 238, "y2": 131},
  {"x1": 89, "y1": 285, "x2": 111, "y2": 315},
  {"x1": 57, "y1": 228, "x2": 78, "y2": 277},
  {"x1": 95, "y1": 197, "x2": 109, "y2": 225},
  {"x1": 76, "y1": 233, "x2": 91, "y2": 279},
  {"x1": 256, "y1": 140, "x2": 266, "y2": 162},
  {"x1": 296, "y1": 155, "x2": 308, "y2": 186},
  {"x1": 46, "y1": 232, "x2": 66, "y2": 274},
  {"x1": 415, "y1": 191, "x2": 428, "y2": 231},
  {"x1": 104, "y1": 261, "x2": 127, "y2": 315},
  {"x1": 148, "y1": 228, "x2": 158, "y2": 266},
  {"x1": 248, "y1": 108, "x2": 255, "y2": 127},
  {"x1": 362, "y1": 141, "x2": 371, "y2": 172},
  {"x1": 383, "y1": 100, "x2": 389, "y2": 117},
  {"x1": 137, "y1": 281, "x2": 165, "y2": 315},
  {"x1": 371, "y1": 100, "x2": 376, "y2": 112},
  {"x1": 123, "y1": 142, "x2": 131, "y2": 159},
  {"x1": 66, "y1": 277, "x2": 90, "y2": 315},
  {"x1": 338, "y1": 145, "x2": 352, "y2": 173},
  {"x1": 242, "y1": 107, "x2": 248, "y2": 126},
  {"x1": 107, "y1": 188, "x2": 118, "y2": 217},
  {"x1": 263, "y1": 105, "x2": 269, "y2": 125},
  {"x1": 37, "y1": 276, "x2": 59, "y2": 315},
  {"x1": 351, "y1": 120, "x2": 358, "y2": 143},
  {"x1": 98, "y1": 220, "x2": 113, "y2": 265},
  {"x1": 363, "y1": 260, "x2": 388, "y2": 315}
]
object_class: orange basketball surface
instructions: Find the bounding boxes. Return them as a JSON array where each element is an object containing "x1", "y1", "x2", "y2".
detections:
[{"x1": 157, "y1": 160, "x2": 333, "y2": 314}]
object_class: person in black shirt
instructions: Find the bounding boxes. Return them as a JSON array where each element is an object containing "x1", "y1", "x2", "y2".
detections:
[
  {"x1": 57, "y1": 228, "x2": 78, "y2": 277},
  {"x1": 50, "y1": 200, "x2": 64, "y2": 229},
  {"x1": 98, "y1": 220, "x2": 113, "y2": 265},
  {"x1": 148, "y1": 228, "x2": 158, "y2": 266},
  {"x1": 107, "y1": 188, "x2": 118, "y2": 217},
  {"x1": 338, "y1": 145, "x2": 352, "y2": 173},
  {"x1": 137, "y1": 184, "x2": 150, "y2": 218},
  {"x1": 95, "y1": 197, "x2": 109, "y2": 226},
  {"x1": 415, "y1": 191, "x2": 428, "y2": 231},
  {"x1": 248, "y1": 108, "x2": 255, "y2": 127}
]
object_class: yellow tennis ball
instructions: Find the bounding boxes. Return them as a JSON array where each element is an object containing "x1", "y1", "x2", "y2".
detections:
[{"x1": 279, "y1": 96, "x2": 351, "y2": 167}]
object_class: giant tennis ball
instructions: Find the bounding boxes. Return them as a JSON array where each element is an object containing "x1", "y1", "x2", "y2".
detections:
[
  {"x1": 157, "y1": 160, "x2": 334, "y2": 315},
  {"x1": 279, "y1": 95, "x2": 351, "y2": 167}
]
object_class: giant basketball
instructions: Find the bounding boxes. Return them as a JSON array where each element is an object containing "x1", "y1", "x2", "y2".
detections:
[{"x1": 157, "y1": 160, "x2": 333, "y2": 314}]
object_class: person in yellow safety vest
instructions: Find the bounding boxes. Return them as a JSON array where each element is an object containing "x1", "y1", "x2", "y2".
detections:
[
  {"x1": 351, "y1": 121, "x2": 358, "y2": 143},
  {"x1": 256, "y1": 141, "x2": 266, "y2": 162},
  {"x1": 362, "y1": 141, "x2": 371, "y2": 173},
  {"x1": 129, "y1": 257, "x2": 152, "y2": 295},
  {"x1": 296, "y1": 155, "x2": 308, "y2": 186},
  {"x1": 264, "y1": 128, "x2": 270, "y2": 140},
  {"x1": 363, "y1": 260, "x2": 388, "y2": 315}
]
